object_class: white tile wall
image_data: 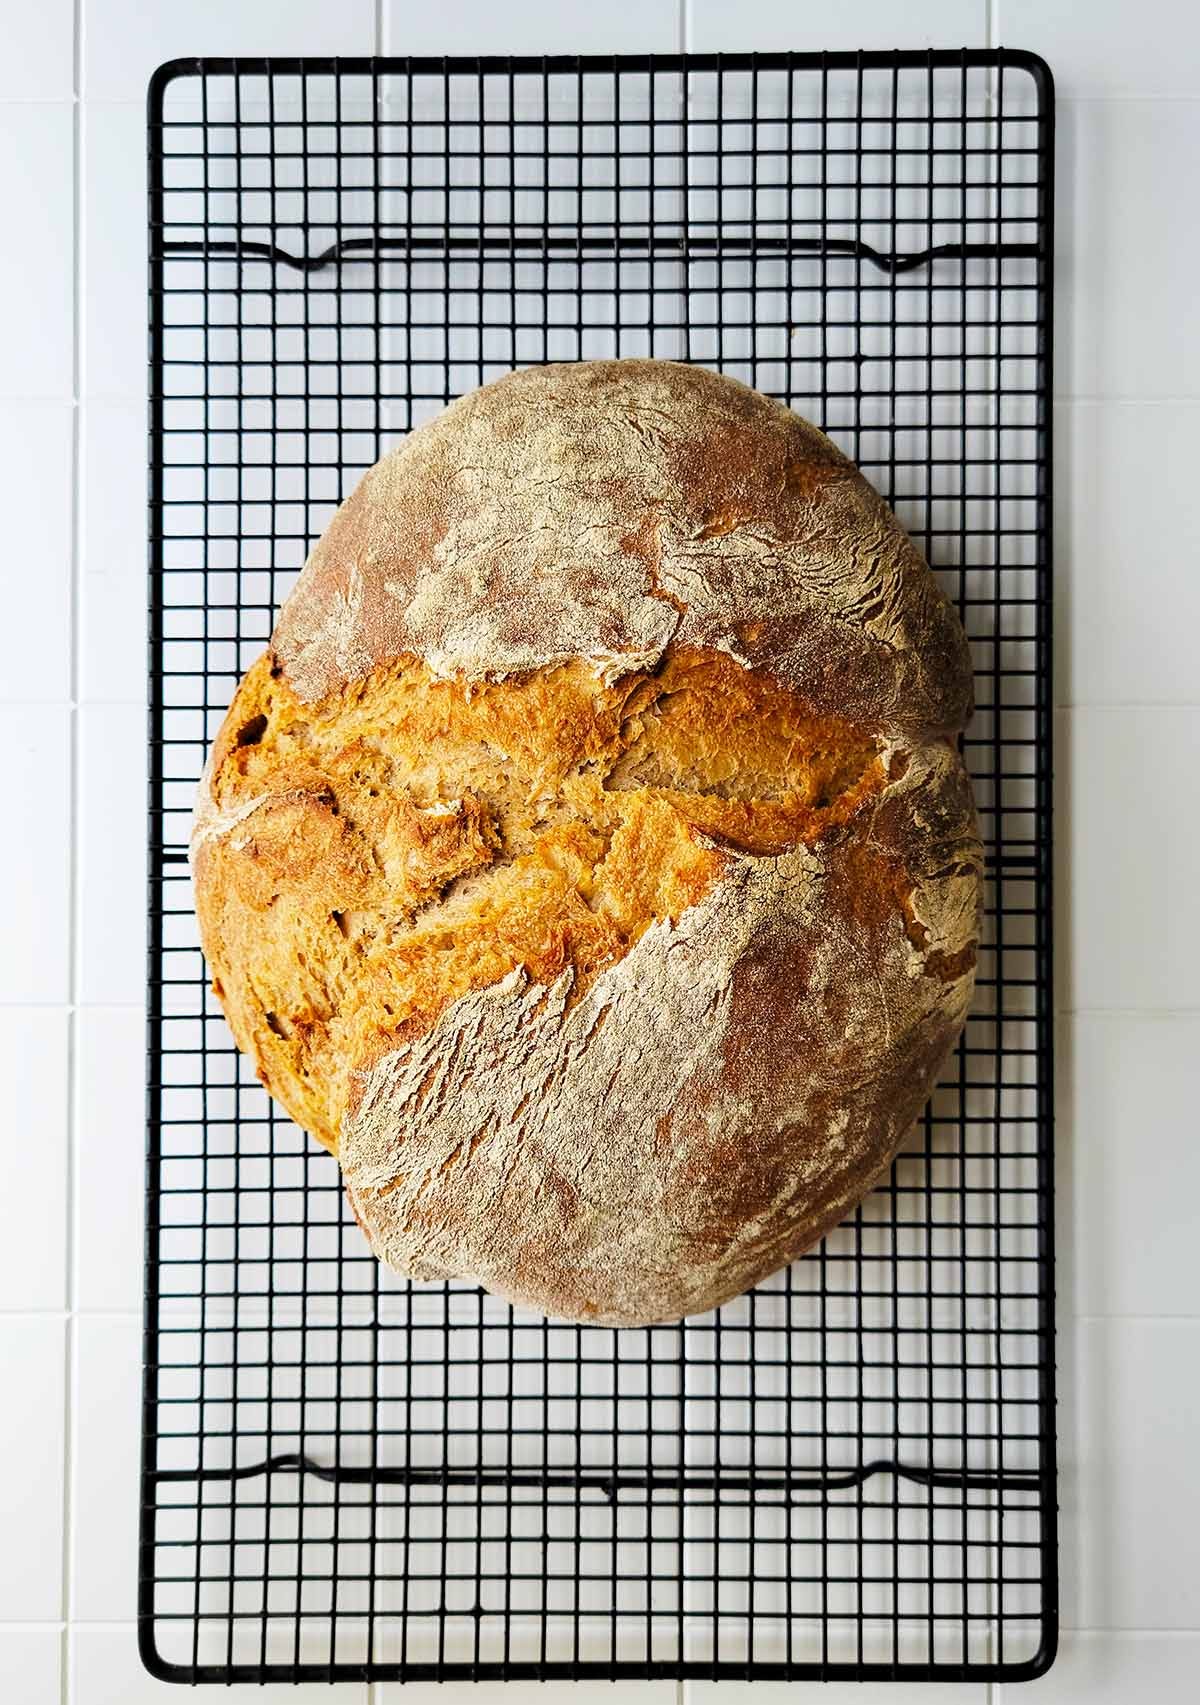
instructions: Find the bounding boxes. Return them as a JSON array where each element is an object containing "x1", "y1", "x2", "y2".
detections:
[
  {"x1": 0, "y1": 3, "x2": 74, "y2": 101},
  {"x1": 1056, "y1": 99, "x2": 1200, "y2": 397},
  {"x1": 1055, "y1": 400, "x2": 1200, "y2": 706},
  {"x1": 0, "y1": 1318, "x2": 67, "y2": 1621},
  {"x1": 0, "y1": 403, "x2": 74, "y2": 702},
  {"x1": 1, "y1": 2, "x2": 1197, "y2": 1700},
  {"x1": 77, "y1": 702, "x2": 147, "y2": 1006},
  {"x1": 0, "y1": 1628, "x2": 62, "y2": 1705},
  {"x1": 75, "y1": 1006, "x2": 145, "y2": 1314},
  {"x1": 81, "y1": 102, "x2": 148, "y2": 403},
  {"x1": 1073, "y1": 1320, "x2": 1200, "y2": 1630},
  {"x1": 1049, "y1": 124, "x2": 1200, "y2": 1705},
  {"x1": 997, "y1": 1631, "x2": 1200, "y2": 1701},
  {"x1": 80, "y1": 401, "x2": 147, "y2": 703},
  {"x1": 0, "y1": 104, "x2": 74, "y2": 399},
  {"x1": 1061, "y1": 1013, "x2": 1200, "y2": 1317},
  {"x1": 1058, "y1": 706, "x2": 1200, "y2": 1011},
  {"x1": 70, "y1": 1626, "x2": 369, "y2": 1703},
  {"x1": 997, "y1": 0, "x2": 1200, "y2": 99},
  {"x1": 384, "y1": 0, "x2": 679, "y2": 52},
  {"x1": 0, "y1": 1008, "x2": 70, "y2": 1310},
  {"x1": 83, "y1": 0, "x2": 378, "y2": 102},
  {"x1": 70, "y1": 1315, "x2": 141, "y2": 1622},
  {"x1": 687, "y1": 0, "x2": 987, "y2": 51},
  {"x1": 0, "y1": 704, "x2": 72, "y2": 1004}
]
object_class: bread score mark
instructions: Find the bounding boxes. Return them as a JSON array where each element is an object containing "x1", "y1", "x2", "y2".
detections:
[{"x1": 190, "y1": 643, "x2": 927, "y2": 1154}]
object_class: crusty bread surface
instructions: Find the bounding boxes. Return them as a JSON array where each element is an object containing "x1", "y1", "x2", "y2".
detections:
[{"x1": 193, "y1": 360, "x2": 981, "y2": 1326}]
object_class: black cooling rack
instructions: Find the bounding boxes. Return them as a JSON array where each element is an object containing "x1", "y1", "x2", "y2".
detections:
[{"x1": 143, "y1": 50, "x2": 1056, "y2": 1686}]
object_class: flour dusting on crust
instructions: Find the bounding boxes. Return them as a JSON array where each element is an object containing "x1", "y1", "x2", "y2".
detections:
[
  {"x1": 194, "y1": 361, "x2": 982, "y2": 1325},
  {"x1": 273, "y1": 361, "x2": 971, "y2": 733}
]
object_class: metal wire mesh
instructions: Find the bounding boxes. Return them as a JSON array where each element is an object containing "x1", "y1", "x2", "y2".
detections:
[{"x1": 143, "y1": 50, "x2": 1056, "y2": 1685}]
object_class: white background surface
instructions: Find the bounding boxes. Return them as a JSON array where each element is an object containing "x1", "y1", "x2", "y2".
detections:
[{"x1": 0, "y1": 0, "x2": 1198, "y2": 1699}]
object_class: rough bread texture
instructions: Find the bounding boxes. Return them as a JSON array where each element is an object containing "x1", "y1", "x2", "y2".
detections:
[{"x1": 192, "y1": 360, "x2": 982, "y2": 1326}]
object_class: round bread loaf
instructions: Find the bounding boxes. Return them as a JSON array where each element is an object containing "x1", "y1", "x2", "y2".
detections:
[{"x1": 192, "y1": 360, "x2": 981, "y2": 1327}]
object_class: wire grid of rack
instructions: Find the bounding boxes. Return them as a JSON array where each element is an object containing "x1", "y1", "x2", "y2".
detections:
[{"x1": 143, "y1": 50, "x2": 1056, "y2": 1686}]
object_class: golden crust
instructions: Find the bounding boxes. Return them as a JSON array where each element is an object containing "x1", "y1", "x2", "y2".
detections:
[
  {"x1": 192, "y1": 360, "x2": 981, "y2": 1325},
  {"x1": 192, "y1": 646, "x2": 893, "y2": 1158}
]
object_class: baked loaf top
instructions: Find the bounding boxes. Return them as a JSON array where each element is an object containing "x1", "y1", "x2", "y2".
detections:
[{"x1": 193, "y1": 360, "x2": 982, "y2": 1327}]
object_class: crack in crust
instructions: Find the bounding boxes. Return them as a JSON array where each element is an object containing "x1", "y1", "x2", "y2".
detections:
[{"x1": 193, "y1": 643, "x2": 892, "y2": 1155}]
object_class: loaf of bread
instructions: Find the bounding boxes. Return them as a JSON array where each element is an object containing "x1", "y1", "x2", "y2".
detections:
[{"x1": 192, "y1": 360, "x2": 981, "y2": 1326}]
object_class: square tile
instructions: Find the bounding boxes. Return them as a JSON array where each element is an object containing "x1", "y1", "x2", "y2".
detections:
[
  {"x1": 84, "y1": 0, "x2": 376, "y2": 102},
  {"x1": 998, "y1": 1, "x2": 1200, "y2": 98},
  {"x1": 0, "y1": 705, "x2": 71, "y2": 1005},
  {"x1": 70, "y1": 1314, "x2": 140, "y2": 1622},
  {"x1": 1056, "y1": 1308, "x2": 1082, "y2": 1633},
  {"x1": 81, "y1": 103, "x2": 145, "y2": 402},
  {"x1": 1061, "y1": 1013, "x2": 1200, "y2": 1316},
  {"x1": 688, "y1": 0, "x2": 987, "y2": 50},
  {"x1": 76, "y1": 1004, "x2": 145, "y2": 1313},
  {"x1": 0, "y1": 105, "x2": 73, "y2": 398},
  {"x1": 0, "y1": 403, "x2": 73, "y2": 702},
  {"x1": 1056, "y1": 402, "x2": 1200, "y2": 705},
  {"x1": 81, "y1": 401, "x2": 147, "y2": 703},
  {"x1": 1058, "y1": 100, "x2": 1200, "y2": 398},
  {"x1": 0, "y1": 1629, "x2": 61, "y2": 1705},
  {"x1": 0, "y1": 1008, "x2": 69, "y2": 1310},
  {"x1": 78, "y1": 702, "x2": 147, "y2": 1007},
  {"x1": 1058, "y1": 707, "x2": 1200, "y2": 1011},
  {"x1": 0, "y1": 2, "x2": 73, "y2": 99},
  {"x1": 71, "y1": 1625, "x2": 369, "y2": 1702},
  {"x1": 1074, "y1": 1319, "x2": 1200, "y2": 1628},
  {"x1": 997, "y1": 1630, "x2": 1200, "y2": 1701},
  {"x1": 383, "y1": 0, "x2": 678, "y2": 52},
  {"x1": 0, "y1": 1317, "x2": 66, "y2": 1620}
]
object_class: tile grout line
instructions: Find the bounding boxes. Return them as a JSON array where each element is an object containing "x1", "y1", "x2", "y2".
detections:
[{"x1": 61, "y1": 6, "x2": 83, "y2": 1703}]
